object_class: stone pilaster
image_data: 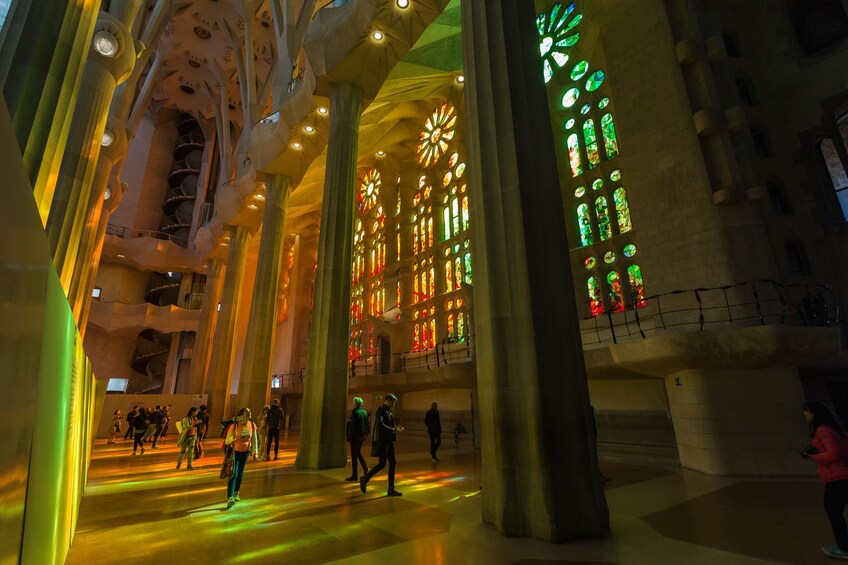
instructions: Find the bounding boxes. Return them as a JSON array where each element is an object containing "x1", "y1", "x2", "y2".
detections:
[
  {"x1": 206, "y1": 225, "x2": 250, "y2": 425},
  {"x1": 296, "y1": 82, "x2": 362, "y2": 469},
  {"x1": 190, "y1": 258, "x2": 225, "y2": 394},
  {"x1": 236, "y1": 174, "x2": 292, "y2": 415},
  {"x1": 460, "y1": 0, "x2": 609, "y2": 541}
]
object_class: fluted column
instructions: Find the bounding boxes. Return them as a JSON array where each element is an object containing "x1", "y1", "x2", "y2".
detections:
[
  {"x1": 0, "y1": 0, "x2": 99, "y2": 222},
  {"x1": 296, "y1": 82, "x2": 362, "y2": 469},
  {"x1": 45, "y1": 8, "x2": 139, "y2": 296},
  {"x1": 236, "y1": 175, "x2": 292, "y2": 414},
  {"x1": 190, "y1": 258, "x2": 226, "y2": 394},
  {"x1": 206, "y1": 225, "x2": 250, "y2": 425},
  {"x1": 461, "y1": 0, "x2": 608, "y2": 541}
]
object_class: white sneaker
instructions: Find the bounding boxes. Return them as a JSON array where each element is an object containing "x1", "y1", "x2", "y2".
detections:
[
  {"x1": 227, "y1": 497, "x2": 235, "y2": 509},
  {"x1": 234, "y1": 491, "x2": 240, "y2": 502}
]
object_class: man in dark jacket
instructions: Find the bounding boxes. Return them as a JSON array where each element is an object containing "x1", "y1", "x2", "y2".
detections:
[
  {"x1": 360, "y1": 393, "x2": 404, "y2": 496},
  {"x1": 265, "y1": 399, "x2": 284, "y2": 460},
  {"x1": 124, "y1": 405, "x2": 138, "y2": 440},
  {"x1": 424, "y1": 402, "x2": 442, "y2": 462},
  {"x1": 151, "y1": 406, "x2": 166, "y2": 448},
  {"x1": 344, "y1": 397, "x2": 370, "y2": 482}
]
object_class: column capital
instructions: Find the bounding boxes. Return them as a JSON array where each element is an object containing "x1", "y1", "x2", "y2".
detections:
[{"x1": 88, "y1": 12, "x2": 139, "y2": 83}]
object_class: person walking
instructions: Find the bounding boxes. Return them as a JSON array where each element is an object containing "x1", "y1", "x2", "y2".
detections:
[
  {"x1": 265, "y1": 399, "x2": 284, "y2": 461},
  {"x1": 257, "y1": 405, "x2": 270, "y2": 462},
  {"x1": 131, "y1": 408, "x2": 148, "y2": 455},
  {"x1": 360, "y1": 393, "x2": 404, "y2": 496},
  {"x1": 224, "y1": 407, "x2": 258, "y2": 509},
  {"x1": 424, "y1": 401, "x2": 442, "y2": 462},
  {"x1": 176, "y1": 407, "x2": 199, "y2": 470},
  {"x1": 195, "y1": 405, "x2": 209, "y2": 459},
  {"x1": 801, "y1": 402, "x2": 848, "y2": 560},
  {"x1": 124, "y1": 405, "x2": 138, "y2": 440},
  {"x1": 142, "y1": 407, "x2": 157, "y2": 444},
  {"x1": 107, "y1": 409, "x2": 123, "y2": 444},
  {"x1": 345, "y1": 397, "x2": 370, "y2": 482},
  {"x1": 161, "y1": 405, "x2": 172, "y2": 437},
  {"x1": 151, "y1": 405, "x2": 166, "y2": 448}
]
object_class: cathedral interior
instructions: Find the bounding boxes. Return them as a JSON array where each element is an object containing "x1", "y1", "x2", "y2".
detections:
[{"x1": 4, "y1": 0, "x2": 848, "y2": 563}]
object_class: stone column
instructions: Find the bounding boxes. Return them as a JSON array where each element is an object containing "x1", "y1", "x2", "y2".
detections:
[
  {"x1": 190, "y1": 258, "x2": 225, "y2": 393},
  {"x1": 296, "y1": 82, "x2": 362, "y2": 469},
  {"x1": 45, "y1": 8, "x2": 139, "y2": 296},
  {"x1": 206, "y1": 225, "x2": 250, "y2": 425},
  {"x1": 460, "y1": 0, "x2": 608, "y2": 541},
  {"x1": 236, "y1": 174, "x2": 292, "y2": 414},
  {"x1": 0, "y1": 0, "x2": 99, "y2": 221}
]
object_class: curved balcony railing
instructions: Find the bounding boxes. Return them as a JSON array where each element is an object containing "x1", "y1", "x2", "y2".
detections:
[
  {"x1": 106, "y1": 224, "x2": 188, "y2": 248},
  {"x1": 579, "y1": 279, "x2": 843, "y2": 347}
]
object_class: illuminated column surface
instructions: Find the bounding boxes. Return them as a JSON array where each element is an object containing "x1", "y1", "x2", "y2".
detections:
[
  {"x1": 206, "y1": 225, "x2": 250, "y2": 425},
  {"x1": 45, "y1": 8, "x2": 140, "y2": 298},
  {"x1": 0, "y1": 0, "x2": 99, "y2": 222},
  {"x1": 296, "y1": 82, "x2": 362, "y2": 469},
  {"x1": 236, "y1": 174, "x2": 292, "y2": 415},
  {"x1": 190, "y1": 258, "x2": 226, "y2": 394},
  {"x1": 460, "y1": 0, "x2": 609, "y2": 541}
]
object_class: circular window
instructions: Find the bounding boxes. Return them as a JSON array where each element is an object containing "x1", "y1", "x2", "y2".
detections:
[
  {"x1": 604, "y1": 251, "x2": 616, "y2": 264},
  {"x1": 610, "y1": 169, "x2": 622, "y2": 182},
  {"x1": 443, "y1": 172, "x2": 453, "y2": 187},
  {"x1": 585, "y1": 70, "x2": 605, "y2": 91},
  {"x1": 598, "y1": 97, "x2": 610, "y2": 109},
  {"x1": 570, "y1": 60, "x2": 589, "y2": 81},
  {"x1": 580, "y1": 103, "x2": 591, "y2": 115},
  {"x1": 585, "y1": 257, "x2": 596, "y2": 269},
  {"x1": 193, "y1": 26, "x2": 211, "y2": 39},
  {"x1": 592, "y1": 179, "x2": 603, "y2": 191},
  {"x1": 180, "y1": 85, "x2": 196, "y2": 95},
  {"x1": 448, "y1": 152, "x2": 459, "y2": 168},
  {"x1": 455, "y1": 163, "x2": 466, "y2": 178},
  {"x1": 574, "y1": 186, "x2": 585, "y2": 197},
  {"x1": 623, "y1": 244, "x2": 637, "y2": 258},
  {"x1": 565, "y1": 118, "x2": 576, "y2": 129},
  {"x1": 562, "y1": 88, "x2": 580, "y2": 108}
]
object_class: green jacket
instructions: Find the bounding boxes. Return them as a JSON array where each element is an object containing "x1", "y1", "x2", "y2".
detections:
[{"x1": 346, "y1": 408, "x2": 370, "y2": 442}]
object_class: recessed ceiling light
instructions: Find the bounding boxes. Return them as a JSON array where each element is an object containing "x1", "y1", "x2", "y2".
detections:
[
  {"x1": 248, "y1": 204, "x2": 258, "y2": 209},
  {"x1": 372, "y1": 31, "x2": 384, "y2": 41},
  {"x1": 304, "y1": 125, "x2": 315, "y2": 133},
  {"x1": 376, "y1": 150, "x2": 385, "y2": 156},
  {"x1": 397, "y1": 0, "x2": 410, "y2": 7},
  {"x1": 318, "y1": 107, "x2": 328, "y2": 114},
  {"x1": 255, "y1": 193, "x2": 265, "y2": 199},
  {"x1": 456, "y1": 75, "x2": 465, "y2": 84},
  {"x1": 117, "y1": 254, "x2": 125, "y2": 258},
  {"x1": 92, "y1": 31, "x2": 119, "y2": 58},
  {"x1": 292, "y1": 142, "x2": 302, "y2": 149}
]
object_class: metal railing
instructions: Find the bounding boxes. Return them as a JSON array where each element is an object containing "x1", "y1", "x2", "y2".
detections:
[
  {"x1": 271, "y1": 370, "x2": 305, "y2": 390},
  {"x1": 580, "y1": 279, "x2": 843, "y2": 346},
  {"x1": 349, "y1": 335, "x2": 476, "y2": 378},
  {"x1": 106, "y1": 224, "x2": 188, "y2": 248}
]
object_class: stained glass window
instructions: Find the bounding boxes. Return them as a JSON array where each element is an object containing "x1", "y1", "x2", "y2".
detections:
[
  {"x1": 443, "y1": 207, "x2": 451, "y2": 240},
  {"x1": 567, "y1": 133, "x2": 582, "y2": 177},
  {"x1": 575, "y1": 186, "x2": 585, "y2": 197},
  {"x1": 571, "y1": 60, "x2": 589, "y2": 80},
  {"x1": 451, "y1": 198, "x2": 460, "y2": 235},
  {"x1": 357, "y1": 169, "x2": 381, "y2": 213},
  {"x1": 601, "y1": 113, "x2": 619, "y2": 159},
  {"x1": 584, "y1": 119, "x2": 600, "y2": 168},
  {"x1": 562, "y1": 88, "x2": 580, "y2": 108},
  {"x1": 577, "y1": 203, "x2": 593, "y2": 246},
  {"x1": 429, "y1": 266, "x2": 435, "y2": 298},
  {"x1": 627, "y1": 264, "x2": 646, "y2": 307},
  {"x1": 623, "y1": 244, "x2": 637, "y2": 258},
  {"x1": 607, "y1": 271, "x2": 625, "y2": 312},
  {"x1": 461, "y1": 197, "x2": 470, "y2": 231},
  {"x1": 454, "y1": 257, "x2": 463, "y2": 289},
  {"x1": 604, "y1": 251, "x2": 616, "y2": 264},
  {"x1": 592, "y1": 179, "x2": 603, "y2": 191},
  {"x1": 585, "y1": 70, "x2": 605, "y2": 91},
  {"x1": 614, "y1": 187, "x2": 632, "y2": 234},
  {"x1": 588, "y1": 276, "x2": 604, "y2": 316},
  {"x1": 585, "y1": 257, "x2": 596, "y2": 269},
  {"x1": 463, "y1": 253, "x2": 472, "y2": 284},
  {"x1": 537, "y1": 2, "x2": 582, "y2": 83},
  {"x1": 445, "y1": 260, "x2": 454, "y2": 291},
  {"x1": 457, "y1": 312, "x2": 465, "y2": 337},
  {"x1": 417, "y1": 103, "x2": 457, "y2": 167},
  {"x1": 595, "y1": 196, "x2": 612, "y2": 240}
]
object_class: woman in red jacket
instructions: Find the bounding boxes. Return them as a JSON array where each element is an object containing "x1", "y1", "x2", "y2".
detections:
[{"x1": 803, "y1": 402, "x2": 848, "y2": 560}]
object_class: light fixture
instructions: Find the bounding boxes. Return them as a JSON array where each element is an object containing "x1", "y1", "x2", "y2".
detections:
[
  {"x1": 304, "y1": 125, "x2": 315, "y2": 133},
  {"x1": 292, "y1": 142, "x2": 302, "y2": 149},
  {"x1": 248, "y1": 203, "x2": 258, "y2": 210},
  {"x1": 456, "y1": 75, "x2": 465, "y2": 84},
  {"x1": 101, "y1": 129, "x2": 115, "y2": 147},
  {"x1": 92, "y1": 31, "x2": 119, "y2": 58},
  {"x1": 116, "y1": 254, "x2": 126, "y2": 258},
  {"x1": 104, "y1": 187, "x2": 112, "y2": 200},
  {"x1": 318, "y1": 107, "x2": 328, "y2": 114},
  {"x1": 255, "y1": 193, "x2": 265, "y2": 200},
  {"x1": 372, "y1": 30, "x2": 384, "y2": 41},
  {"x1": 376, "y1": 150, "x2": 385, "y2": 156},
  {"x1": 396, "y1": 0, "x2": 410, "y2": 7}
]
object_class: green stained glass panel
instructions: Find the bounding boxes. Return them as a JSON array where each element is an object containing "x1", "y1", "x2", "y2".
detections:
[
  {"x1": 607, "y1": 271, "x2": 625, "y2": 312},
  {"x1": 601, "y1": 113, "x2": 619, "y2": 159},
  {"x1": 562, "y1": 87, "x2": 580, "y2": 108},
  {"x1": 614, "y1": 187, "x2": 632, "y2": 233},
  {"x1": 543, "y1": 60, "x2": 554, "y2": 83},
  {"x1": 585, "y1": 70, "x2": 605, "y2": 91},
  {"x1": 585, "y1": 257, "x2": 596, "y2": 269},
  {"x1": 540, "y1": 36, "x2": 553, "y2": 56},
  {"x1": 564, "y1": 13, "x2": 582, "y2": 33},
  {"x1": 595, "y1": 196, "x2": 612, "y2": 240},
  {"x1": 583, "y1": 119, "x2": 600, "y2": 168},
  {"x1": 548, "y1": 3, "x2": 562, "y2": 31},
  {"x1": 592, "y1": 179, "x2": 603, "y2": 191},
  {"x1": 599, "y1": 97, "x2": 610, "y2": 109},
  {"x1": 574, "y1": 186, "x2": 585, "y2": 197},
  {"x1": 443, "y1": 207, "x2": 450, "y2": 240},
  {"x1": 536, "y1": 13, "x2": 545, "y2": 35},
  {"x1": 604, "y1": 251, "x2": 616, "y2": 263},
  {"x1": 610, "y1": 169, "x2": 622, "y2": 182},
  {"x1": 627, "y1": 264, "x2": 646, "y2": 306},
  {"x1": 571, "y1": 60, "x2": 589, "y2": 80},
  {"x1": 577, "y1": 203, "x2": 593, "y2": 246},
  {"x1": 623, "y1": 244, "x2": 637, "y2": 258},
  {"x1": 557, "y1": 33, "x2": 579, "y2": 48},
  {"x1": 588, "y1": 276, "x2": 604, "y2": 316},
  {"x1": 581, "y1": 103, "x2": 591, "y2": 115},
  {"x1": 463, "y1": 253, "x2": 472, "y2": 284},
  {"x1": 552, "y1": 51, "x2": 569, "y2": 68},
  {"x1": 565, "y1": 118, "x2": 576, "y2": 129}
]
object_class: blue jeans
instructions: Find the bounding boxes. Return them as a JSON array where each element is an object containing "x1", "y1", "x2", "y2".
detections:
[{"x1": 227, "y1": 450, "x2": 250, "y2": 498}]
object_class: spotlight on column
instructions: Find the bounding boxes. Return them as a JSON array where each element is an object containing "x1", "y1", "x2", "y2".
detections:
[
  {"x1": 104, "y1": 187, "x2": 112, "y2": 200},
  {"x1": 372, "y1": 30, "x2": 384, "y2": 41},
  {"x1": 376, "y1": 150, "x2": 386, "y2": 157},
  {"x1": 101, "y1": 129, "x2": 115, "y2": 147},
  {"x1": 93, "y1": 31, "x2": 119, "y2": 58},
  {"x1": 248, "y1": 204, "x2": 258, "y2": 210},
  {"x1": 304, "y1": 125, "x2": 315, "y2": 133},
  {"x1": 255, "y1": 193, "x2": 265, "y2": 200},
  {"x1": 396, "y1": 0, "x2": 410, "y2": 8},
  {"x1": 318, "y1": 107, "x2": 328, "y2": 115},
  {"x1": 292, "y1": 142, "x2": 302, "y2": 149},
  {"x1": 456, "y1": 75, "x2": 465, "y2": 84}
]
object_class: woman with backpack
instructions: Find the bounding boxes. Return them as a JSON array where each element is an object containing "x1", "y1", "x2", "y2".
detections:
[
  {"x1": 176, "y1": 407, "x2": 199, "y2": 470},
  {"x1": 223, "y1": 407, "x2": 258, "y2": 509},
  {"x1": 802, "y1": 402, "x2": 848, "y2": 559}
]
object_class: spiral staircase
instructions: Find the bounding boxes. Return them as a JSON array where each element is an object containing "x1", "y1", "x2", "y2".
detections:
[
  {"x1": 128, "y1": 329, "x2": 171, "y2": 393},
  {"x1": 160, "y1": 114, "x2": 205, "y2": 244}
]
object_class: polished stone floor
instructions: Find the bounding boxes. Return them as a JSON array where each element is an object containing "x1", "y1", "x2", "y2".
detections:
[{"x1": 66, "y1": 433, "x2": 832, "y2": 564}]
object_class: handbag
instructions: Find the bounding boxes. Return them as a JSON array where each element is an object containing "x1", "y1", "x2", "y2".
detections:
[{"x1": 220, "y1": 446, "x2": 235, "y2": 480}]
